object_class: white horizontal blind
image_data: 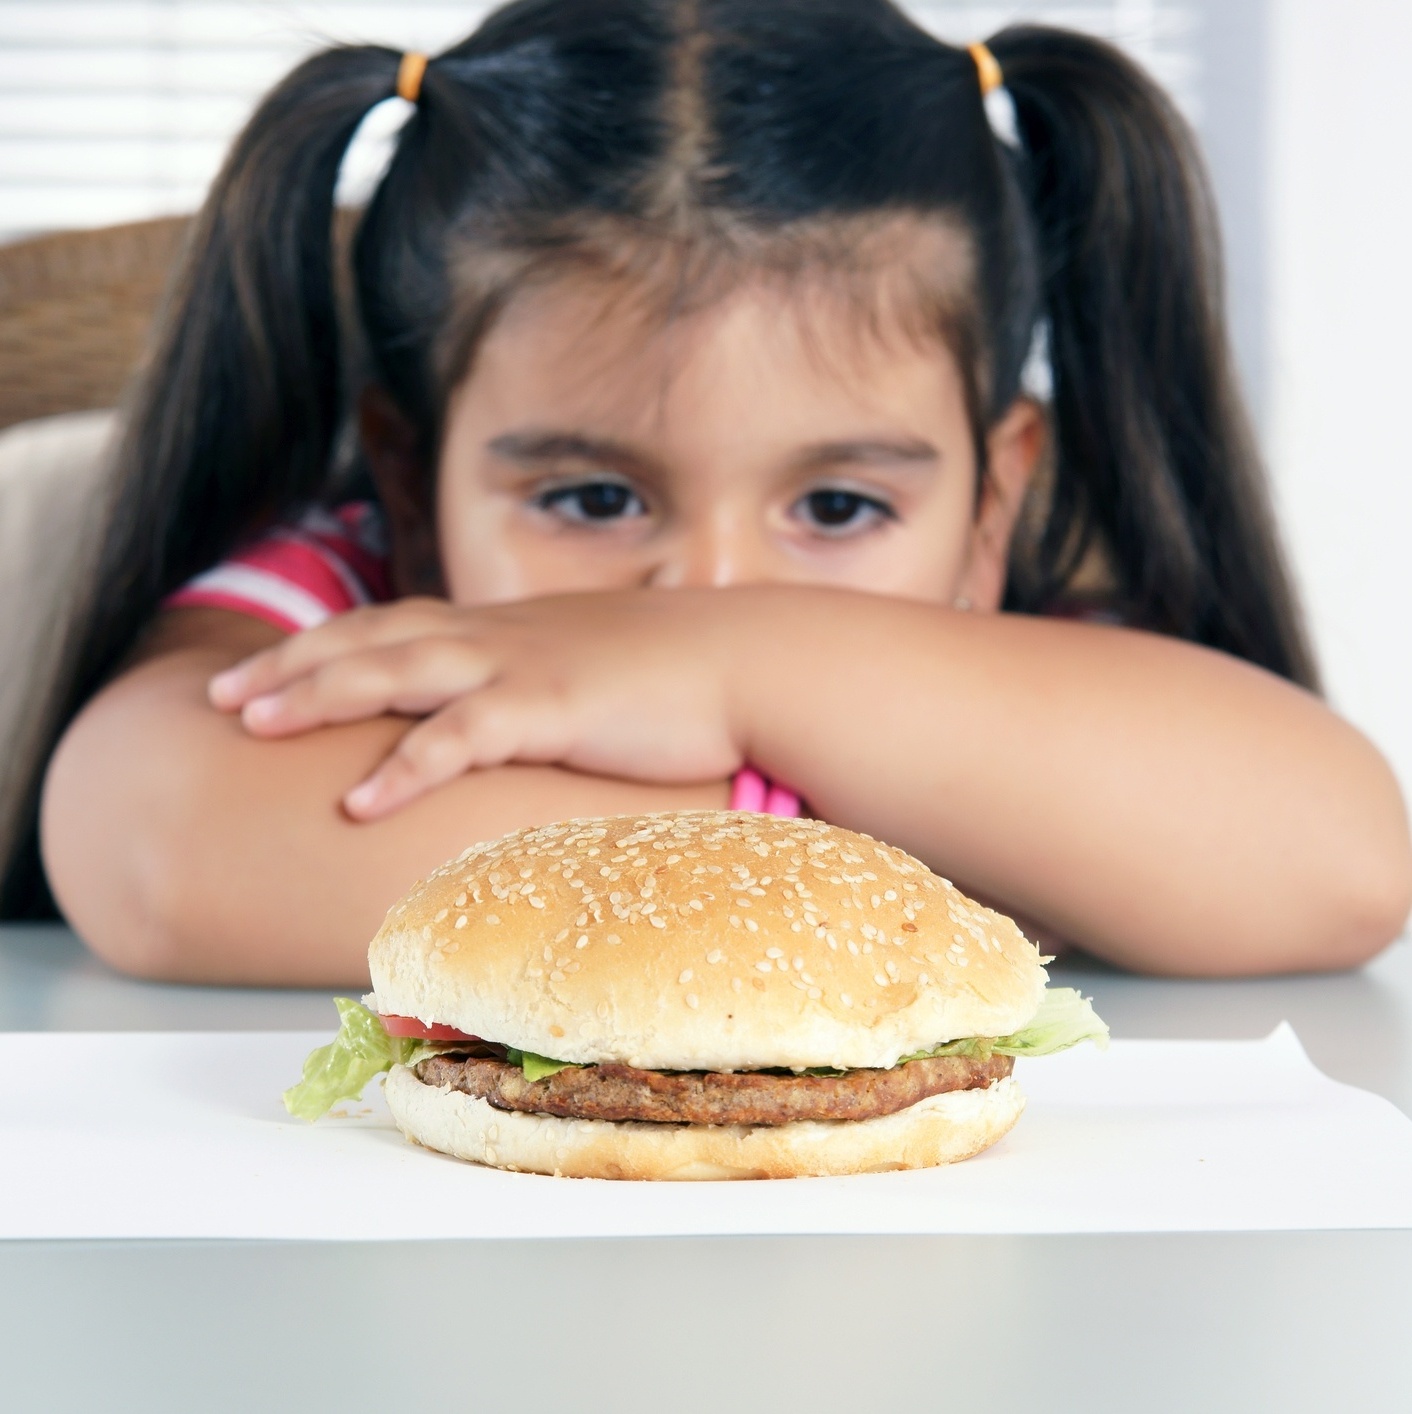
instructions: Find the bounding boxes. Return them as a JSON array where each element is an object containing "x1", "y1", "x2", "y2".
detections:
[{"x1": 0, "y1": 0, "x2": 1201, "y2": 243}]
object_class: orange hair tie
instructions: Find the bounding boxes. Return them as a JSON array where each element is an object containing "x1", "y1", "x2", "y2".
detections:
[
  {"x1": 396, "y1": 51, "x2": 429, "y2": 104},
  {"x1": 967, "y1": 41, "x2": 1003, "y2": 97}
]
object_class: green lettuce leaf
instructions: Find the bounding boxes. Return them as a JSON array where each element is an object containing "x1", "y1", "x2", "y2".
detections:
[
  {"x1": 897, "y1": 987, "x2": 1108, "y2": 1066},
  {"x1": 506, "y1": 1048, "x2": 581, "y2": 1082},
  {"x1": 284, "y1": 987, "x2": 1107, "y2": 1121},
  {"x1": 283, "y1": 997, "x2": 417, "y2": 1122},
  {"x1": 993, "y1": 986, "x2": 1109, "y2": 1056}
]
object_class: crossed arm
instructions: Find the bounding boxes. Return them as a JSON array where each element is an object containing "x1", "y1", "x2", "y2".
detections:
[{"x1": 40, "y1": 587, "x2": 1412, "y2": 985}]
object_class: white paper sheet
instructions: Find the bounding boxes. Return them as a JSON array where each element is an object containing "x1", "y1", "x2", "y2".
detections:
[{"x1": 2, "y1": 1024, "x2": 1410, "y2": 1239}]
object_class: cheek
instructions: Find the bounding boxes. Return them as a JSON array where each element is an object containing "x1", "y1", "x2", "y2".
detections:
[
  {"x1": 437, "y1": 494, "x2": 652, "y2": 606},
  {"x1": 436, "y1": 493, "x2": 532, "y2": 605},
  {"x1": 836, "y1": 529, "x2": 969, "y2": 600},
  {"x1": 838, "y1": 488, "x2": 976, "y2": 602}
]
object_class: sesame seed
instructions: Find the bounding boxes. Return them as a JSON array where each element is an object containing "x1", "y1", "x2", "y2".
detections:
[
  {"x1": 841, "y1": 993, "x2": 854, "y2": 1008},
  {"x1": 792, "y1": 956, "x2": 805, "y2": 970},
  {"x1": 606, "y1": 933, "x2": 621, "y2": 945},
  {"x1": 486, "y1": 914, "x2": 500, "y2": 925},
  {"x1": 686, "y1": 994, "x2": 699, "y2": 1009},
  {"x1": 550, "y1": 970, "x2": 566, "y2": 982},
  {"x1": 707, "y1": 949, "x2": 724, "y2": 964},
  {"x1": 744, "y1": 919, "x2": 759, "y2": 932},
  {"x1": 576, "y1": 935, "x2": 589, "y2": 949},
  {"x1": 679, "y1": 969, "x2": 693, "y2": 984},
  {"x1": 765, "y1": 947, "x2": 784, "y2": 959},
  {"x1": 755, "y1": 961, "x2": 773, "y2": 973}
]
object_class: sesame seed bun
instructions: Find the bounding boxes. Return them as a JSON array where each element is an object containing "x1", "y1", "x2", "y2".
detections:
[
  {"x1": 383, "y1": 1063, "x2": 1026, "y2": 1180},
  {"x1": 369, "y1": 811, "x2": 1047, "y2": 1072}
]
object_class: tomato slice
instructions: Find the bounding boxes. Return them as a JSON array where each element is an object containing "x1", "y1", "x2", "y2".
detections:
[{"x1": 380, "y1": 1013, "x2": 481, "y2": 1041}]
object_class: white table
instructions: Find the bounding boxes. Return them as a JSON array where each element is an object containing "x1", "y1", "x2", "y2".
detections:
[{"x1": 3, "y1": 923, "x2": 1411, "y2": 1412}]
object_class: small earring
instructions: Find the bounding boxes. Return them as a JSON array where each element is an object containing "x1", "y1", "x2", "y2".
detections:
[{"x1": 953, "y1": 595, "x2": 972, "y2": 611}]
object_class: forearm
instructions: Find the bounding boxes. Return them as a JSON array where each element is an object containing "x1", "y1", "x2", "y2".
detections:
[
  {"x1": 732, "y1": 589, "x2": 1412, "y2": 975},
  {"x1": 41, "y1": 647, "x2": 728, "y2": 987}
]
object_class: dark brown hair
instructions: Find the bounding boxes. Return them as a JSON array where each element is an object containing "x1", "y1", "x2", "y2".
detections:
[{"x1": 2, "y1": 0, "x2": 1317, "y2": 916}]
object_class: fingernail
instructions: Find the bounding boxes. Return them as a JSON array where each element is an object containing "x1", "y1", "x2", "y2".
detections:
[
  {"x1": 242, "y1": 694, "x2": 281, "y2": 727},
  {"x1": 344, "y1": 780, "x2": 380, "y2": 815},
  {"x1": 208, "y1": 669, "x2": 244, "y2": 705}
]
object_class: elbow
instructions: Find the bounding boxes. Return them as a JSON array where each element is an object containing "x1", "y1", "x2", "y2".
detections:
[
  {"x1": 40, "y1": 712, "x2": 205, "y2": 982},
  {"x1": 1314, "y1": 825, "x2": 1412, "y2": 971},
  {"x1": 1295, "y1": 749, "x2": 1412, "y2": 972}
]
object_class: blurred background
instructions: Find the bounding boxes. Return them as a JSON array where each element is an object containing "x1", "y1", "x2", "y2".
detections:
[{"x1": 0, "y1": 0, "x2": 1407, "y2": 804}]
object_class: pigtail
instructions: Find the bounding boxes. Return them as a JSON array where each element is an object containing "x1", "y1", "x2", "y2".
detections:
[
  {"x1": 92, "y1": 44, "x2": 403, "y2": 666},
  {"x1": 1, "y1": 45, "x2": 402, "y2": 915},
  {"x1": 989, "y1": 26, "x2": 1319, "y2": 690}
]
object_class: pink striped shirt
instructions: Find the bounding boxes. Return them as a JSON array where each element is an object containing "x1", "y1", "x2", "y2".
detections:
[{"x1": 169, "y1": 502, "x2": 803, "y2": 819}]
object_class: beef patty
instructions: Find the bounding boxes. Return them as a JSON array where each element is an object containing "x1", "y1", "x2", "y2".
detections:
[{"x1": 413, "y1": 1050, "x2": 1013, "y2": 1127}]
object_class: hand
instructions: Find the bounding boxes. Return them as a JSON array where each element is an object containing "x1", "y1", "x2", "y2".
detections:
[{"x1": 207, "y1": 592, "x2": 750, "y2": 819}]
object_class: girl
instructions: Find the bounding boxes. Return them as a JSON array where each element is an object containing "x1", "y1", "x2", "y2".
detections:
[{"x1": 10, "y1": 0, "x2": 1409, "y2": 983}]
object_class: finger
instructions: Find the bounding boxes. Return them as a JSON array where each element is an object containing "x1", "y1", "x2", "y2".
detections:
[
  {"x1": 343, "y1": 691, "x2": 569, "y2": 819},
  {"x1": 239, "y1": 639, "x2": 496, "y2": 736},
  {"x1": 208, "y1": 597, "x2": 456, "y2": 709}
]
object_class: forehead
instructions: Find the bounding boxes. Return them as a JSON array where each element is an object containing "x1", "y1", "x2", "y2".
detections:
[{"x1": 453, "y1": 214, "x2": 976, "y2": 422}]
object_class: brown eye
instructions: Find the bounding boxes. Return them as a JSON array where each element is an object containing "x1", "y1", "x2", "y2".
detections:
[
  {"x1": 540, "y1": 481, "x2": 643, "y2": 522},
  {"x1": 799, "y1": 489, "x2": 893, "y2": 531}
]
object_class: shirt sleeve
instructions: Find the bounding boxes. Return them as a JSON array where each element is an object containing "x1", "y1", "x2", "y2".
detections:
[{"x1": 165, "y1": 503, "x2": 391, "y2": 635}]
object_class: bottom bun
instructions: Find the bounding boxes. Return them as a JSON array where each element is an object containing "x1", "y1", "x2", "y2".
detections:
[{"x1": 383, "y1": 1064, "x2": 1025, "y2": 1180}]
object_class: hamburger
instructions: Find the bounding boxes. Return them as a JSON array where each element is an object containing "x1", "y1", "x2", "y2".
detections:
[{"x1": 286, "y1": 811, "x2": 1107, "y2": 1179}]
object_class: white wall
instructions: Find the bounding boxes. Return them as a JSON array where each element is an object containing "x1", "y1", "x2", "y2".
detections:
[{"x1": 1267, "y1": 0, "x2": 1412, "y2": 795}]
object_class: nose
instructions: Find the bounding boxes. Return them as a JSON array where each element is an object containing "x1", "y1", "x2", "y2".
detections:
[{"x1": 643, "y1": 513, "x2": 774, "y2": 589}]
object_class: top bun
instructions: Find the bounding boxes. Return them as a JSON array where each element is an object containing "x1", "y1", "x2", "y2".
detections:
[{"x1": 369, "y1": 811, "x2": 1047, "y2": 1072}]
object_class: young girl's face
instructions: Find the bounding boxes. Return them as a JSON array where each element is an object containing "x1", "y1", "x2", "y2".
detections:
[{"x1": 430, "y1": 270, "x2": 1040, "y2": 612}]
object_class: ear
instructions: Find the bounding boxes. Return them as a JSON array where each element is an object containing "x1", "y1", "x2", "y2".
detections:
[
  {"x1": 954, "y1": 398, "x2": 1046, "y2": 612},
  {"x1": 358, "y1": 385, "x2": 445, "y2": 596}
]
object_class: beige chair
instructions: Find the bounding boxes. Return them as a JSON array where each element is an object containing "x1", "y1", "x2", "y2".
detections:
[
  {"x1": 0, "y1": 411, "x2": 117, "y2": 871},
  {"x1": 0, "y1": 217, "x2": 188, "y2": 884}
]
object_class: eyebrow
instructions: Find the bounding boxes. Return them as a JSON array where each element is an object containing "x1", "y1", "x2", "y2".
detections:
[
  {"x1": 487, "y1": 431, "x2": 658, "y2": 475},
  {"x1": 791, "y1": 438, "x2": 940, "y2": 473},
  {"x1": 486, "y1": 430, "x2": 941, "y2": 476}
]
